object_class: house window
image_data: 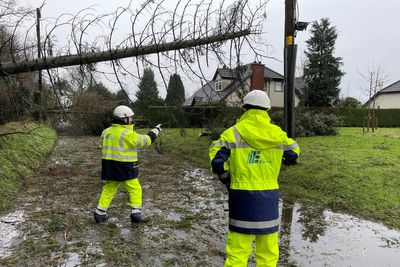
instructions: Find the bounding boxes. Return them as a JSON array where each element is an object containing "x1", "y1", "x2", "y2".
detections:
[
  {"x1": 215, "y1": 79, "x2": 222, "y2": 91},
  {"x1": 266, "y1": 81, "x2": 271, "y2": 94},
  {"x1": 274, "y1": 81, "x2": 283, "y2": 92}
]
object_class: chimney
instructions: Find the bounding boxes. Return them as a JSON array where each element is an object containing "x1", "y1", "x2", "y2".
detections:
[{"x1": 250, "y1": 62, "x2": 265, "y2": 91}]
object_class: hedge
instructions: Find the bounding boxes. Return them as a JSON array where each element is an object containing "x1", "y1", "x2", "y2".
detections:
[
  {"x1": 146, "y1": 106, "x2": 188, "y2": 128},
  {"x1": 300, "y1": 108, "x2": 400, "y2": 127},
  {"x1": 147, "y1": 106, "x2": 400, "y2": 128}
]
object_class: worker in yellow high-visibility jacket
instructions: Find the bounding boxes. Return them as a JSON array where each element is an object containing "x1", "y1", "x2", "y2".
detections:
[
  {"x1": 94, "y1": 105, "x2": 162, "y2": 223},
  {"x1": 209, "y1": 90, "x2": 300, "y2": 267}
]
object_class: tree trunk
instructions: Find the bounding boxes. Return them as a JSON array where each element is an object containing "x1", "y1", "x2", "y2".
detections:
[{"x1": 0, "y1": 30, "x2": 250, "y2": 76}]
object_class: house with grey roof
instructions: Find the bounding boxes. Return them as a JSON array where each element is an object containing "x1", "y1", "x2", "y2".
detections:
[
  {"x1": 183, "y1": 63, "x2": 304, "y2": 108},
  {"x1": 363, "y1": 80, "x2": 400, "y2": 109}
]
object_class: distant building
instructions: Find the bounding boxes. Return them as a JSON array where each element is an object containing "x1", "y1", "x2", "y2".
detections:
[
  {"x1": 183, "y1": 63, "x2": 304, "y2": 108},
  {"x1": 363, "y1": 80, "x2": 400, "y2": 109}
]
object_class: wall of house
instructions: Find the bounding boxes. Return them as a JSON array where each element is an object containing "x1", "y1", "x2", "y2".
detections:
[
  {"x1": 265, "y1": 80, "x2": 301, "y2": 108},
  {"x1": 265, "y1": 80, "x2": 283, "y2": 107},
  {"x1": 374, "y1": 93, "x2": 400, "y2": 109},
  {"x1": 222, "y1": 77, "x2": 302, "y2": 108},
  {"x1": 225, "y1": 79, "x2": 250, "y2": 106},
  {"x1": 225, "y1": 90, "x2": 242, "y2": 107},
  {"x1": 222, "y1": 76, "x2": 231, "y2": 90},
  {"x1": 295, "y1": 95, "x2": 301, "y2": 106}
]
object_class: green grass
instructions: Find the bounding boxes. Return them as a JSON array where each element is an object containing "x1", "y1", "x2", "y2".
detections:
[
  {"x1": 154, "y1": 127, "x2": 400, "y2": 229},
  {"x1": 0, "y1": 121, "x2": 57, "y2": 212},
  {"x1": 280, "y1": 127, "x2": 400, "y2": 228},
  {"x1": 138, "y1": 127, "x2": 213, "y2": 167}
]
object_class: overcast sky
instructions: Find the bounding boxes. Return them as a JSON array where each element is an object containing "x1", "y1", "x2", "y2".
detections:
[
  {"x1": 22, "y1": 0, "x2": 400, "y2": 103},
  {"x1": 264, "y1": 0, "x2": 400, "y2": 102}
]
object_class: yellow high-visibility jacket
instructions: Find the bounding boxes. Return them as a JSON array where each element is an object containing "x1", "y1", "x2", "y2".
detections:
[
  {"x1": 209, "y1": 109, "x2": 300, "y2": 234},
  {"x1": 101, "y1": 124, "x2": 152, "y2": 181}
]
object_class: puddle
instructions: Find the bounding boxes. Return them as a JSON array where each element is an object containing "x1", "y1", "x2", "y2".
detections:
[
  {"x1": 166, "y1": 212, "x2": 182, "y2": 222},
  {"x1": 279, "y1": 202, "x2": 400, "y2": 266},
  {"x1": 183, "y1": 168, "x2": 227, "y2": 213},
  {"x1": 59, "y1": 252, "x2": 81, "y2": 267},
  {"x1": 0, "y1": 210, "x2": 25, "y2": 258},
  {"x1": 85, "y1": 244, "x2": 103, "y2": 255},
  {"x1": 183, "y1": 168, "x2": 212, "y2": 189},
  {"x1": 184, "y1": 168, "x2": 400, "y2": 266},
  {"x1": 181, "y1": 168, "x2": 400, "y2": 266}
]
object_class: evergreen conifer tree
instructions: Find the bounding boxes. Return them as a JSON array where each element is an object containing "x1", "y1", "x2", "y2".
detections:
[
  {"x1": 165, "y1": 73, "x2": 185, "y2": 106},
  {"x1": 87, "y1": 82, "x2": 116, "y2": 100},
  {"x1": 134, "y1": 68, "x2": 163, "y2": 115},
  {"x1": 303, "y1": 18, "x2": 344, "y2": 107},
  {"x1": 115, "y1": 89, "x2": 131, "y2": 105}
]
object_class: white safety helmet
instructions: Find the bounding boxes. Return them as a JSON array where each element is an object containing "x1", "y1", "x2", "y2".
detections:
[
  {"x1": 113, "y1": 105, "x2": 134, "y2": 118},
  {"x1": 242, "y1": 90, "x2": 271, "y2": 109}
]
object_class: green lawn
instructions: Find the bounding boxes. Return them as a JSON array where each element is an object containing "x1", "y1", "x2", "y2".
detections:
[{"x1": 153, "y1": 127, "x2": 400, "y2": 229}]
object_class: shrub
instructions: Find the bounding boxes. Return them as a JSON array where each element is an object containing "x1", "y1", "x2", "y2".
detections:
[
  {"x1": 299, "y1": 111, "x2": 342, "y2": 136},
  {"x1": 69, "y1": 91, "x2": 117, "y2": 135},
  {"x1": 270, "y1": 110, "x2": 342, "y2": 137},
  {"x1": 204, "y1": 105, "x2": 242, "y2": 140}
]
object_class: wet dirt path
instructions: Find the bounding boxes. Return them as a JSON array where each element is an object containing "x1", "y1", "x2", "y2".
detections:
[
  {"x1": 0, "y1": 135, "x2": 228, "y2": 266},
  {"x1": 1, "y1": 135, "x2": 399, "y2": 266}
]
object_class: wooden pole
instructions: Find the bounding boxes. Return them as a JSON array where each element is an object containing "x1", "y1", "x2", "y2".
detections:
[{"x1": 284, "y1": 0, "x2": 296, "y2": 138}]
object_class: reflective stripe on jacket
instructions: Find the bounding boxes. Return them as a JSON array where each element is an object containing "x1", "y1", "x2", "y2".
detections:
[
  {"x1": 209, "y1": 109, "x2": 300, "y2": 234},
  {"x1": 101, "y1": 124, "x2": 152, "y2": 181}
]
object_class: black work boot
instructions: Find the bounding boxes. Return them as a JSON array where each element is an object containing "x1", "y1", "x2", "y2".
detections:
[
  {"x1": 94, "y1": 208, "x2": 109, "y2": 223},
  {"x1": 130, "y1": 209, "x2": 150, "y2": 223}
]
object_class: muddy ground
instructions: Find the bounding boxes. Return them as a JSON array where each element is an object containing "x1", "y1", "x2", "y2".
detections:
[
  {"x1": 0, "y1": 135, "x2": 230, "y2": 267},
  {"x1": 1, "y1": 135, "x2": 399, "y2": 266}
]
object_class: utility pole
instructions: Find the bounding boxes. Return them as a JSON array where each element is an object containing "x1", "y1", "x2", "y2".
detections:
[
  {"x1": 284, "y1": 0, "x2": 308, "y2": 138},
  {"x1": 284, "y1": 0, "x2": 297, "y2": 138}
]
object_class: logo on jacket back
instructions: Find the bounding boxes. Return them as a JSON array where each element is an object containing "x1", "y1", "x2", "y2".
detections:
[
  {"x1": 104, "y1": 133, "x2": 118, "y2": 141},
  {"x1": 247, "y1": 150, "x2": 265, "y2": 164}
]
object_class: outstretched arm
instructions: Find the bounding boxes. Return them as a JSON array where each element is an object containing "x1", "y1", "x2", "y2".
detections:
[{"x1": 146, "y1": 124, "x2": 162, "y2": 144}]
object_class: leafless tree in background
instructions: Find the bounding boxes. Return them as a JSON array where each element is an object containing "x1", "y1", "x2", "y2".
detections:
[
  {"x1": 0, "y1": 0, "x2": 269, "y2": 128},
  {"x1": 360, "y1": 64, "x2": 388, "y2": 132},
  {"x1": 0, "y1": 1, "x2": 41, "y2": 124}
]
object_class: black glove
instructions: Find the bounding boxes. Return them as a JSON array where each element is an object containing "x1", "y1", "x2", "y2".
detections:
[
  {"x1": 283, "y1": 150, "x2": 298, "y2": 166},
  {"x1": 218, "y1": 172, "x2": 231, "y2": 186}
]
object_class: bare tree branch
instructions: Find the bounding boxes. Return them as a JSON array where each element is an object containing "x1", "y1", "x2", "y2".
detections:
[{"x1": 0, "y1": 0, "x2": 269, "y2": 129}]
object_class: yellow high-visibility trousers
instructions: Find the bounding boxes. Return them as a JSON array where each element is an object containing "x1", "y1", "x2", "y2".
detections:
[
  {"x1": 97, "y1": 179, "x2": 142, "y2": 209},
  {"x1": 224, "y1": 230, "x2": 279, "y2": 267}
]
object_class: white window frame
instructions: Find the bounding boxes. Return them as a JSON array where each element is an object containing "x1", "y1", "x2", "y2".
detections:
[
  {"x1": 215, "y1": 79, "x2": 222, "y2": 91},
  {"x1": 266, "y1": 81, "x2": 271, "y2": 94},
  {"x1": 274, "y1": 80, "x2": 283, "y2": 92}
]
